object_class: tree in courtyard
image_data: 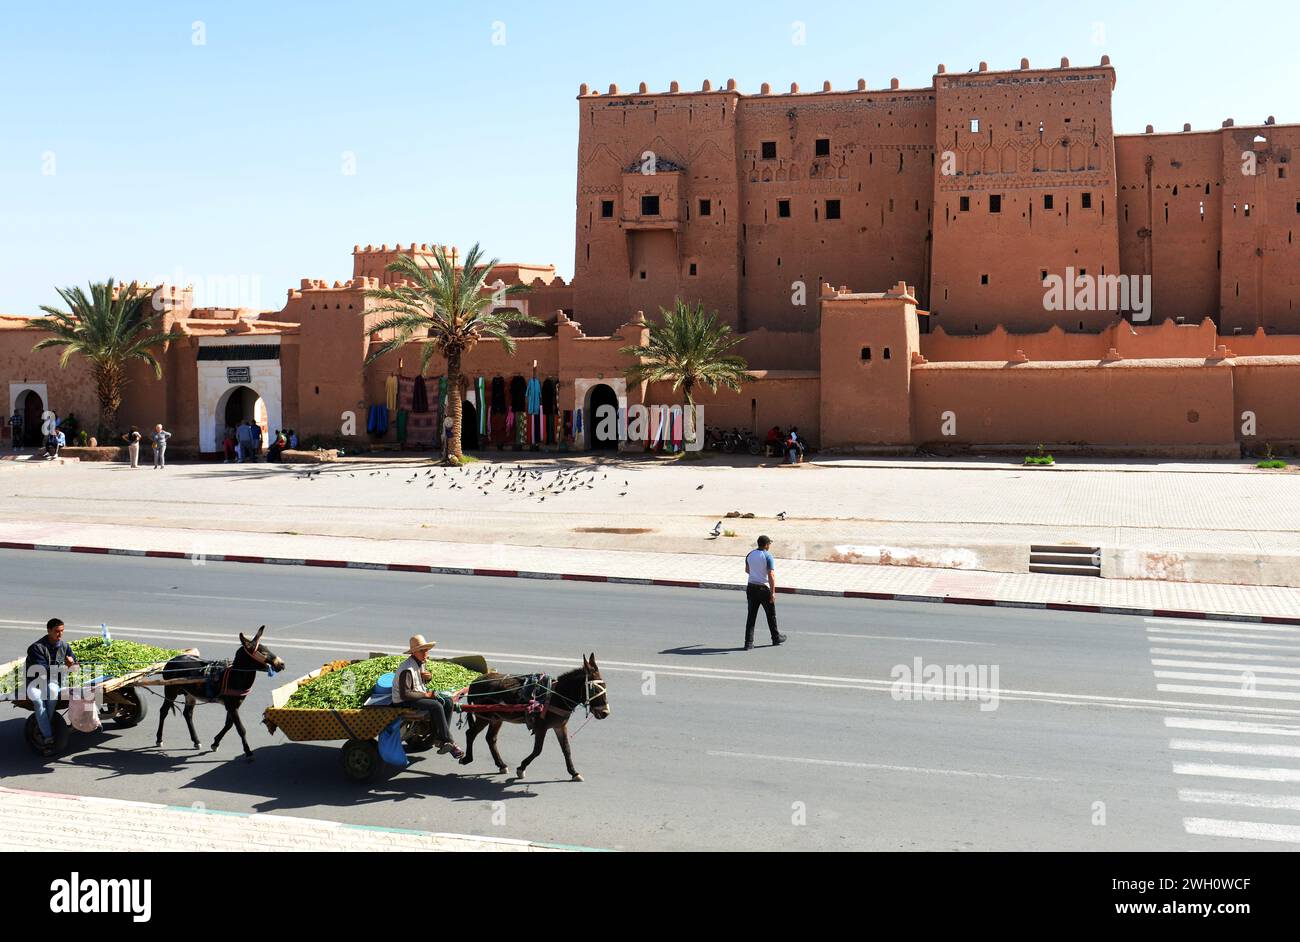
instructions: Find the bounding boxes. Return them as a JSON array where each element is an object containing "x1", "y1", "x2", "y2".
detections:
[
  {"x1": 620, "y1": 300, "x2": 749, "y2": 446},
  {"x1": 363, "y1": 244, "x2": 538, "y2": 463},
  {"x1": 30, "y1": 280, "x2": 185, "y2": 436}
]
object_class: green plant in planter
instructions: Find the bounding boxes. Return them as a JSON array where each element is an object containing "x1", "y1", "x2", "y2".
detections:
[{"x1": 1024, "y1": 443, "x2": 1055, "y2": 466}]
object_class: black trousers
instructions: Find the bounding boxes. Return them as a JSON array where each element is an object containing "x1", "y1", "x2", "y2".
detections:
[
  {"x1": 745, "y1": 583, "x2": 779, "y2": 645},
  {"x1": 402, "y1": 696, "x2": 454, "y2": 742}
]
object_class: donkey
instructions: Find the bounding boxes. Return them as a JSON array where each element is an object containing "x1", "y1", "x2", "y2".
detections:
[
  {"x1": 459, "y1": 653, "x2": 609, "y2": 781},
  {"x1": 155, "y1": 626, "x2": 285, "y2": 761}
]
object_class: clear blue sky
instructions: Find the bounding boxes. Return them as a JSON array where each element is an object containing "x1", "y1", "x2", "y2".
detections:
[{"x1": 2, "y1": 0, "x2": 1296, "y2": 315}]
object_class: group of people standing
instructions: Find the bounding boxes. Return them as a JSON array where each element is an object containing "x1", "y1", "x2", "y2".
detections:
[
  {"x1": 221, "y1": 421, "x2": 296, "y2": 463},
  {"x1": 120, "y1": 425, "x2": 172, "y2": 468}
]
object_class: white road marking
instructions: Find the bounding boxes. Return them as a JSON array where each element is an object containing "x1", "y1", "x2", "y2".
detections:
[
  {"x1": 1150, "y1": 647, "x2": 1300, "y2": 664},
  {"x1": 795, "y1": 632, "x2": 988, "y2": 645},
  {"x1": 6, "y1": 620, "x2": 1300, "y2": 717},
  {"x1": 1155, "y1": 670, "x2": 1300, "y2": 688},
  {"x1": 1178, "y1": 789, "x2": 1300, "y2": 811},
  {"x1": 135, "y1": 592, "x2": 326, "y2": 607},
  {"x1": 1146, "y1": 627, "x2": 1300, "y2": 643},
  {"x1": 1173, "y1": 762, "x2": 1300, "y2": 783},
  {"x1": 1145, "y1": 637, "x2": 1300, "y2": 653},
  {"x1": 1152, "y1": 658, "x2": 1300, "y2": 676},
  {"x1": 1165, "y1": 717, "x2": 1300, "y2": 737},
  {"x1": 277, "y1": 605, "x2": 367, "y2": 631},
  {"x1": 1157, "y1": 684, "x2": 1300, "y2": 702},
  {"x1": 1146, "y1": 617, "x2": 1300, "y2": 634},
  {"x1": 1169, "y1": 738, "x2": 1300, "y2": 759},
  {"x1": 706, "y1": 750, "x2": 1059, "y2": 781},
  {"x1": 1182, "y1": 817, "x2": 1300, "y2": 844}
]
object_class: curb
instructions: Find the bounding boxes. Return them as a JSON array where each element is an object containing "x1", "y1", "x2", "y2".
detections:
[{"x1": 2, "y1": 539, "x2": 1297, "y2": 627}]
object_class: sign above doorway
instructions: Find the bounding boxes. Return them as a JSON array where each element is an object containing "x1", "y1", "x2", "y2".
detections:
[{"x1": 226, "y1": 367, "x2": 251, "y2": 384}]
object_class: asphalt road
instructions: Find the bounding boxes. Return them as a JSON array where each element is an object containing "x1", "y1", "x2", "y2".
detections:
[{"x1": 2, "y1": 550, "x2": 1298, "y2": 851}]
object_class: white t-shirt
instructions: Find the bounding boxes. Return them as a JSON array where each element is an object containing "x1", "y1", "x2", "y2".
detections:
[{"x1": 746, "y1": 548, "x2": 775, "y2": 585}]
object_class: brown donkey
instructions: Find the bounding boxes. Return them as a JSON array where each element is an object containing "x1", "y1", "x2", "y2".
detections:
[{"x1": 459, "y1": 653, "x2": 609, "y2": 781}]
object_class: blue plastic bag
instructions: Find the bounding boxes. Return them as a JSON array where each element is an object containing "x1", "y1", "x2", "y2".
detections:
[{"x1": 377, "y1": 718, "x2": 408, "y2": 768}]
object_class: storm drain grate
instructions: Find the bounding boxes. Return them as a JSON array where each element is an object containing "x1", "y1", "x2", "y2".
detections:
[{"x1": 1029, "y1": 544, "x2": 1101, "y2": 577}]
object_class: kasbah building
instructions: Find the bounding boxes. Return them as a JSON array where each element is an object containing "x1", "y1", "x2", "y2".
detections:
[{"x1": 3, "y1": 55, "x2": 1299, "y2": 457}]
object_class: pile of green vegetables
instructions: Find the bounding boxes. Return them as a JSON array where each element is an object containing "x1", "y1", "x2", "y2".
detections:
[
  {"x1": 1, "y1": 637, "x2": 182, "y2": 694},
  {"x1": 284, "y1": 655, "x2": 480, "y2": 710}
]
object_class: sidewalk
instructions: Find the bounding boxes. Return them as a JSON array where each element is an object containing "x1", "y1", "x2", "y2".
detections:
[
  {"x1": 0, "y1": 785, "x2": 575, "y2": 852},
  {"x1": 2, "y1": 519, "x2": 1298, "y2": 623},
  {"x1": 2, "y1": 458, "x2": 1298, "y2": 588}
]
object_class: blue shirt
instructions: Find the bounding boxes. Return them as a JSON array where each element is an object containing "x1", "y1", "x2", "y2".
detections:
[{"x1": 746, "y1": 549, "x2": 775, "y2": 585}]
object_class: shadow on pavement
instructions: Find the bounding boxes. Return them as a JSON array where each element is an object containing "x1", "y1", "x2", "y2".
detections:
[{"x1": 658, "y1": 644, "x2": 745, "y2": 656}]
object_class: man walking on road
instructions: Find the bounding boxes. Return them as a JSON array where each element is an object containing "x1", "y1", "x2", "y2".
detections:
[{"x1": 743, "y1": 535, "x2": 787, "y2": 650}]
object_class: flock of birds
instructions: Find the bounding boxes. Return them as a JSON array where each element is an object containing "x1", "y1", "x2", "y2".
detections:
[
  {"x1": 295, "y1": 463, "x2": 633, "y2": 502},
  {"x1": 292, "y1": 462, "x2": 789, "y2": 537}
]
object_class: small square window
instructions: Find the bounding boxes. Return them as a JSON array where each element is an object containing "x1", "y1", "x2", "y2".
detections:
[
  {"x1": 989, "y1": 194, "x2": 1002, "y2": 213},
  {"x1": 641, "y1": 195, "x2": 660, "y2": 216},
  {"x1": 980, "y1": 274, "x2": 989, "y2": 285},
  {"x1": 600, "y1": 200, "x2": 614, "y2": 218},
  {"x1": 883, "y1": 347, "x2": 891, "y2": 360},
  {"x1": 1040, "y1": 269, "x2": 1048, "y2": 282},
  {"x1": 815, "y1": 138, "x2": 830, "y2": 157},
  {"x1": 1043, "y1": 194, "x2": 1054, "y2": 210},
  {"x1": 778, "y1": 199, "x2": 791, "y2": 218},
  {"x1": 761, "y1": 141, "x2": 777, "y2": 159},
  {"x1": 639, "y1": 270, "x2": 647, "y2": 280},
  {"x1": 1081, "y1": 192, "x2": 1093, "y2": 209},
  {"x1": 698, "y1": 199, "x2": 711, "y2": 216},
  {"x1": 825, "y1": 199, "x2": 841, "y2": 220},
  {"x1": 861, "y1": 347, "x2": 872, "y2": 361},
  {"x1": 1279, "y1": 167, "x2": 1286, "y2": 179},
  {"x1": 959, "y1": 196, "x2": 970, "y2": 212},
  {"x1": 688, "y1": 263, "x2": 698, "y2": 276},
  {"x1": 970, "y1": 118, "x2": 980, "y2": 133}
]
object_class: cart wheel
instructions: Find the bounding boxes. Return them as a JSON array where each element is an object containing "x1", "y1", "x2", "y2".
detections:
[
  {"x1": 404, "y1": 729, "x2": 436, "y2": 753},
  {"x1": 107, "y1": 688, "x2": 150, "y2": 728},
  {"x1": 24, "y1": 713, "x2": 71, "y2": 756},
  {"x1": 340, "y1": 738, "x2": 380, "y2": 782}
]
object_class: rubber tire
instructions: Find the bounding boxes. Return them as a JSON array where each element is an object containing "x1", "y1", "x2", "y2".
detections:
[
  {"x1": 341, "y1": 738, "x2": 380, "y2": 782},
  {"x1": 25, "y1": 712, "x2": 71, "y2": 756},
  {"x1": 747, "y1": 440, "x2": 762, "y2": 456},
  {"x1": 107, "y1": 688, "x2": 149, "y2": 728}
]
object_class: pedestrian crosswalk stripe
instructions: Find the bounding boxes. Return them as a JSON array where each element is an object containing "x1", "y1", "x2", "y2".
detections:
[
  {"x1": 1182, "y1": 817, "x2": 1300, "y2": 844},
  {"x1": 1153, "y1": 658, "x2": 1300, "y2": 676},
  {"x1": 1169, "y1": 738, "x2": 1300, "y2": 759},
  {"x1": 1165, "y1": 717, "x2": 1300, "y2": 737},
  {"x1": 1146, "y1": 637, "x2": 1300, "y2": 652},
  {"x1": 1155, "y1": 670, "x2": 1300, "y2": 688},
  {"x1": 1173, "y1": 762, "x2": 1300, "y2": 783},
  {"x1": 1157, "y1": 684, "x2": 1300, "y2": 701},
  {"x1": 1145, "y1": 617, "x2": 1300, "y2": 635},
  {"x1": 1178, "y1": 789, "x2": 1300, "y2": 811},
  {"x1": 1146, "y1": 626, "x2": 1300, "y2": 643},
  {"x1": 1149, "y1": 618, "x2": 1300, "y2": 631},
  {"x1": 1150, "y1": 646, "x2": 1300, "y2": 664}
]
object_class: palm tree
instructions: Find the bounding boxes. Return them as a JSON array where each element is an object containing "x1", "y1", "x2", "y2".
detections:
[
  {"x1": 621, "y1": 300, "x2": 749, "y2": 446},
  {"x1": 31, "y1": 280, "x2": 184, "y2": 435},
  {"x1": 363, "y1": 243, "x2": 538, "y2": 462}
]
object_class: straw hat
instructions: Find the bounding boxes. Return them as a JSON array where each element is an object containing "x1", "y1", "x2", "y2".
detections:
[{"x1": 404, "y1": 634, "x2": 437, "y2": 655}]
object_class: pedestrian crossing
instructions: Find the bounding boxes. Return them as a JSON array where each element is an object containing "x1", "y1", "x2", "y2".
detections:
[{"x1": 1144, "y1": 617, "x2": 1300, "y2": 847}]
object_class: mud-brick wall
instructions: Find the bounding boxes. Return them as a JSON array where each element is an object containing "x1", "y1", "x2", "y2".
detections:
[{"x1": 910, "y1": 359, "x2": 1237, "y2": 448}]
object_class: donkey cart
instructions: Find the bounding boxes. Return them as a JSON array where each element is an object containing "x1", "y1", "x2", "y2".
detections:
[
  {"x1": 1, "y1": 648, "x2": 200, "y2": 756},
  {"x1": 261, "y1": 654, "x2": 489, "y2": 782}
]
